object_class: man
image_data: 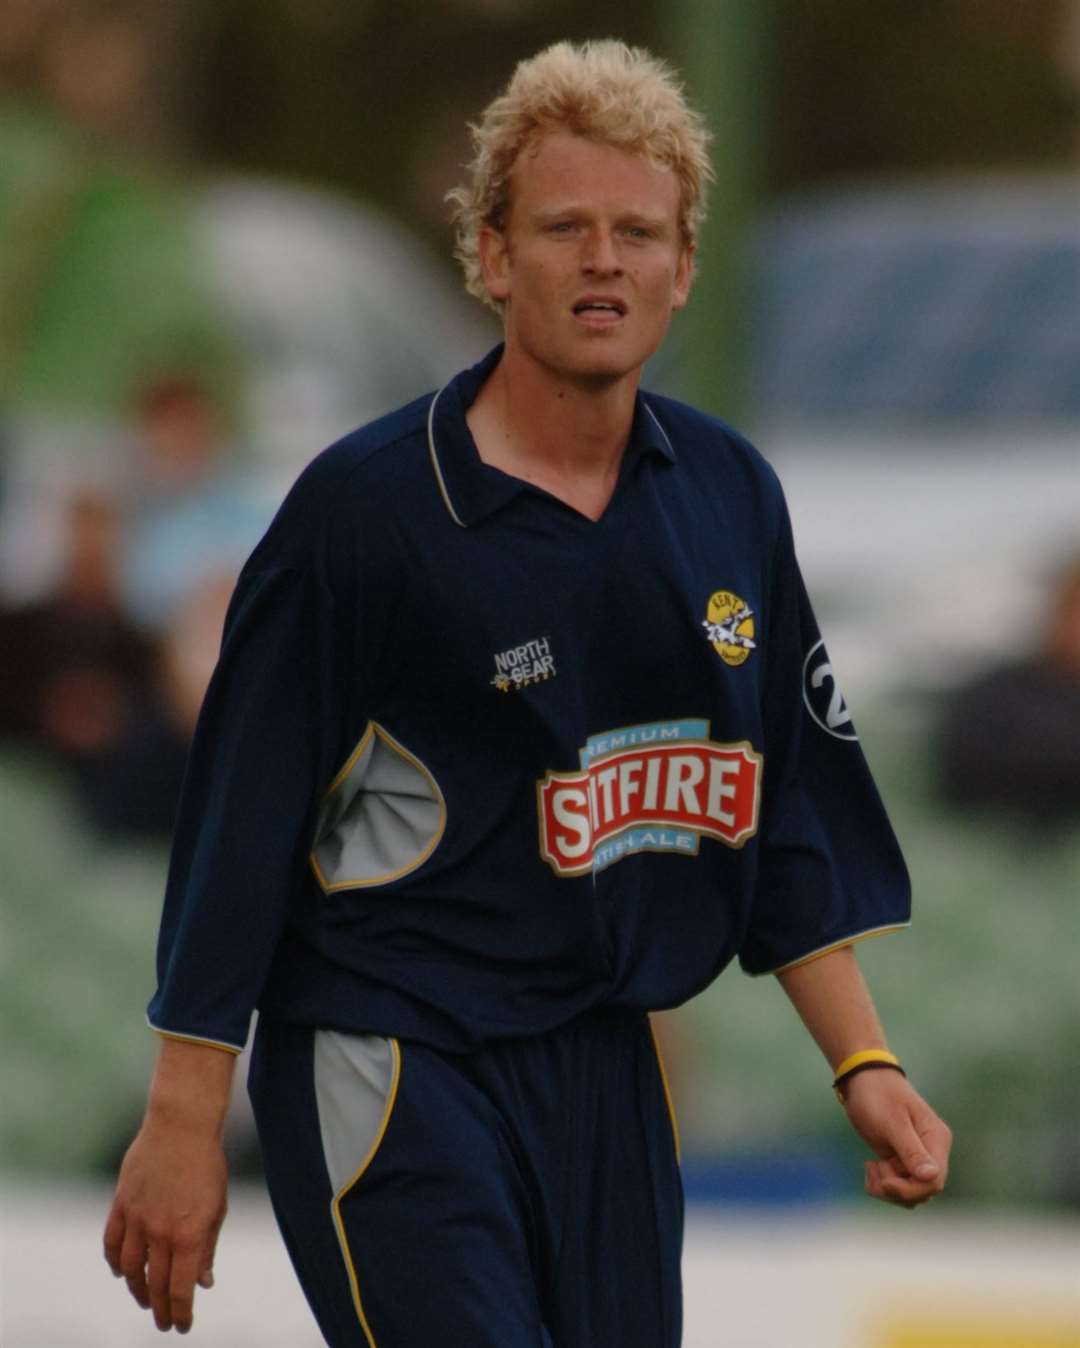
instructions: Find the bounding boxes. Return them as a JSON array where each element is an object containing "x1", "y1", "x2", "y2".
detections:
[
  {"x1": 104, "y1": 40, "x2": 951, "y2": 1346},
  {"x1": 938, "y1": 549, "x2": 1080, "y2": 824}
]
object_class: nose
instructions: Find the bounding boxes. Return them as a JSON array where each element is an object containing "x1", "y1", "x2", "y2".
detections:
[{"x1": 582, "y1": 225, "x2": 622, "y2": 276}]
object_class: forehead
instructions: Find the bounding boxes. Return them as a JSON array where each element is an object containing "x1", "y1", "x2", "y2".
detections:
[{"x1": 508, "y1": 130, "x2": 680, "y2": 220}]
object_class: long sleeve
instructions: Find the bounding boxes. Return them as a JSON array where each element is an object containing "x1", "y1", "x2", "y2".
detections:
[
  {"x1": 738, "y1": 495, "x2": 911, "y2": 975},
  {"x1": 148, "y1": 542, "x2": 364, "y2": 1050}
]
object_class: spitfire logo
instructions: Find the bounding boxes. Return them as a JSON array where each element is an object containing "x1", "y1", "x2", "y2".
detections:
[
  {"x1": 703, "y1": 590, "x2": 756, "y2": 667},
  {"x1": 802, "y1": 639, "x2": 857, "y2": 742},
  {"x1": 538, "y1": 719, "x2": 762, "y2": 877}
]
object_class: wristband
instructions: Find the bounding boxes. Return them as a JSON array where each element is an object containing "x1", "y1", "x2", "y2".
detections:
[{"x1": 832, "y1": 1049, "x2": 905, "y2": 1103}]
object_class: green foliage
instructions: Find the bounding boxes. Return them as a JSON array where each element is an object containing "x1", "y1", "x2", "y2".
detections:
[
  {"x1": 0, "y1": 107, "x2": 239, "y2": 418},
  {"x1": 0, "y1": 751, "x2": 165, "y2": 1176}
]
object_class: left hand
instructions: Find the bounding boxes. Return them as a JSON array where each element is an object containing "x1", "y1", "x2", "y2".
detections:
[{"x1": 840, "y1": 1068, "x2": 952, "y2": 1208}]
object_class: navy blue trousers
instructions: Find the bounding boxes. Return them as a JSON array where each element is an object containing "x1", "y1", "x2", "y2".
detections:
[{"x1": 248, "y1": 1010, "x2": 683, "y2": 1347}]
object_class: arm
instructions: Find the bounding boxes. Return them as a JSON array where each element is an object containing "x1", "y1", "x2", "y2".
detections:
[
  {"x1": 103, "y1": 1038, "x2": 237, "y2": 1333},
  {"x1": 777, "y1": 945, "x2": 952, "y2": 1208},
  {"x1": 103, "y1": 472, "x2": 371, "y2": 1327}
]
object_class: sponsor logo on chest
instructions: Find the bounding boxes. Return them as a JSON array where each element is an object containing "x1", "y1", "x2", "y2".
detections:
[
  {"x1": 538, "y1": 719, "x2": 762, "y2": 877},
  {"x1": 491, "y1": 635, "x2": 557, "y2": 692}
]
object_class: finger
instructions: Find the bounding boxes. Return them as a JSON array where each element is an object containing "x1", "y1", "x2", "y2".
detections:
[
  {"x1": 147, "y1": 1239, "x2": 175, "y2": 1332},
  {"x1": 887, "y1": 1120, "x2": 941, "y2": 1184},
  {"x1": 868, "y1": 1157, "x2": 942, "y2": 1207},
  {"x1": 118, "y1": 1223, "x2": 151, "y2": 1310},
  {"x1": 168, "y1": 1241, "x2": 209, "y2": 1335},
  {"x1": 864, "y1": 1159, "x2": 892, "y2": 1203},
  {"x1": 865, "y1": 1166, "x2": 915, "y2": 1209},
  {"x1": 103, "y1": 1202, "x2": 126, "y2": 1277},
  {"x1": 196, "y1": 1249, "x2": 217, "y2": 1291},
  {"x1": 917, "y1": 1116, "x2": 953, "y2": 1183},
  {"x1": 888, "y1": 1128, "x2": 950, "y2": 1194},
  {"x1": 197, "y1": 1215, "x2": 223, "y2": 1291}
]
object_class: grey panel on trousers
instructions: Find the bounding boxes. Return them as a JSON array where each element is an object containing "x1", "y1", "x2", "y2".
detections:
[
  {"x1": 314, "y1": 1029, "x2": 396, "y2": 1195},
  {"x1": 312, "y1": 723, "x2": 445, "y2": 890}
]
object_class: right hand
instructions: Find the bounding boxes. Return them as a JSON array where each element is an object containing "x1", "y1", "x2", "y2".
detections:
[{"x1": 103, "y1": 1118, "x2": 228, "y2": 1334}]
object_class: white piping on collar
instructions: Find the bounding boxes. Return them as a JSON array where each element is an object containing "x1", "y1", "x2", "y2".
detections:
[
  {"x1": 426, "y1": 380, "x2": 467, "y2": 529},
  {"x1": 428, "y1": 383, "x2": 673, "y2": 529},
  {"x1": 642, "y1": 401, "x2": 677, "y2": 460}
]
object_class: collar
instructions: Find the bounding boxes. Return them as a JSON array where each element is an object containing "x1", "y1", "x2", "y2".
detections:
[{"x1": 427, "y1": 344, "x2": 677, "y2": 528}]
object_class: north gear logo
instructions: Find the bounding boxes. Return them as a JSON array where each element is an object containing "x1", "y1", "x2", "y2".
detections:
[
  {"x1": 491, "y1": 635, "x2": 557, "y2": 693},
  {"x1": 703, "y1": 590, "x2": 756, "y2": 666},
  {"x1": 537, "y1": 719, "x2": 762, "y2": 877}
]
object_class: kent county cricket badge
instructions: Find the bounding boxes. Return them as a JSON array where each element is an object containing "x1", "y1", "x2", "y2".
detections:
[{"x1": 703, "y1": 590, "x2": 756, "y2": 667}]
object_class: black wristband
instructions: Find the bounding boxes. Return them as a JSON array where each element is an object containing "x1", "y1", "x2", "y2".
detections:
[{"x1": 833, "y1": 1059, "x2": 906, "y2": 1104}]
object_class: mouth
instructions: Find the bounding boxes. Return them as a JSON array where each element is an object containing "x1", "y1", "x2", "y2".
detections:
[{"x1": 572, "y1": 297, "x2": 627, "y2": 319}]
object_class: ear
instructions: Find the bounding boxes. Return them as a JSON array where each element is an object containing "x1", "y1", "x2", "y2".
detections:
[
  {"x1": 478, "y1": 225, "x2": 511, "y2": 305},
  {"x1": 671, "y1": 241, "x2": 695, "y2": 313}
]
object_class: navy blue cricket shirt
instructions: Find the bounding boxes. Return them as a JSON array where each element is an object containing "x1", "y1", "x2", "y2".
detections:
[{"x1": 148, "y1": 345, "x2": 910, "y2": 1054}]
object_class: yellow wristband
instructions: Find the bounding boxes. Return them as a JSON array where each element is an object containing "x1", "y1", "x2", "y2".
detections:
[
  {"x1": 833, "y1": 1049, "x2": 900, "y2": 1081},
  {"x1": 832, "y1": 1049, "x2": 905, "y2": 1102}
]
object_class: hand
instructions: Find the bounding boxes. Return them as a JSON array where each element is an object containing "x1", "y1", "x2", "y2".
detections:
[
  {"x1": 103, "y1": 1118, "x2": 228, "y2": 1333},
  {"x1": 840, "y1": 1068, "x2": 952, "y2": 1209}
]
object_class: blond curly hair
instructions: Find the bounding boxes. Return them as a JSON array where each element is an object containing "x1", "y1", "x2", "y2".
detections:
[{"x1": 447, "y1": 39, "x2": 713, "y2": 312}]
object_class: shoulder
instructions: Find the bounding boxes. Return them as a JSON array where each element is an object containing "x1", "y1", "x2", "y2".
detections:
[
  {"x1": 641, "y1": 390, "x2": 788, "y2": 513},
  {"x1": 244, "y1": 392, "x2": 435, "y2": 574},
  {"x1": 292, "y1": 392, "x2": 434, "y2": 509}
]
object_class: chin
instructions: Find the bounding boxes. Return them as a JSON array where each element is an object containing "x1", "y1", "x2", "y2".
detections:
[
  {"x1": 567, "y1": 333, "x2": 660, "y2": 379},
  {"x1": 515, "y1": 323, "x2": 661, "y2": 385}
]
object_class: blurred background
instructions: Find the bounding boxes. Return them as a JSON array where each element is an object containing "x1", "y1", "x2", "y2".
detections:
[{"x1": 1, "y1": 1, "x2": 1078, "y2": 1344}]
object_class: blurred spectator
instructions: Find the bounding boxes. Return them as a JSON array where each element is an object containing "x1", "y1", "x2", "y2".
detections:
[
  {"x1": 0, "y1": 481, "x2": 234, "y2": 842},
  {"x1": 119, "y1": 371, "x2": 272, "y2": 632},
  {"x1": 0, "y1": 491, "x2": 152, "y2": 745},
  {"x1": 72, "y1": 570, "x2": 234, "y2": 841},
  {"x1": 937, "y1": 550, "x2": 1080, "y2": 826},
  {"x1": 0, "y1": 490, "x2": 165, "y2": 828}
]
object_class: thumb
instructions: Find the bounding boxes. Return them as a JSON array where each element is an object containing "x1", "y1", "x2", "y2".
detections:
[
  {"x1": 908, "y1": 1156, "x2": 940, "y2": 1182},
  {"x1": 893, "y1": 1127, "x2": 939, "y2": 1182},
  {"x1": 197, "y1": 1223, "x2": 223, "y2": 1290}
]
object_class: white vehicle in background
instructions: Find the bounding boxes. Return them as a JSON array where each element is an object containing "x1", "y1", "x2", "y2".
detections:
[
  {"x1": 193, "y1": 176, "x2": 495, "y2": 482},
  {"x1": 0, "y1": 173, "x2": 494, "y2": 604},
  {"x1": 747, "y1": 175, "x2": 1080, "y2": 697}
]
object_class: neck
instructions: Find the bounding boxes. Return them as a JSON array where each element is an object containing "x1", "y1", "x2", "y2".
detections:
[{"x1": 470, "y1": 344, "x2": 639, "y2": 479}]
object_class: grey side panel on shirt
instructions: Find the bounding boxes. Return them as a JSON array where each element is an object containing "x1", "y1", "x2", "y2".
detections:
[{"x1": 311, "y1": 722, "x2": 446, "y2": 891}]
